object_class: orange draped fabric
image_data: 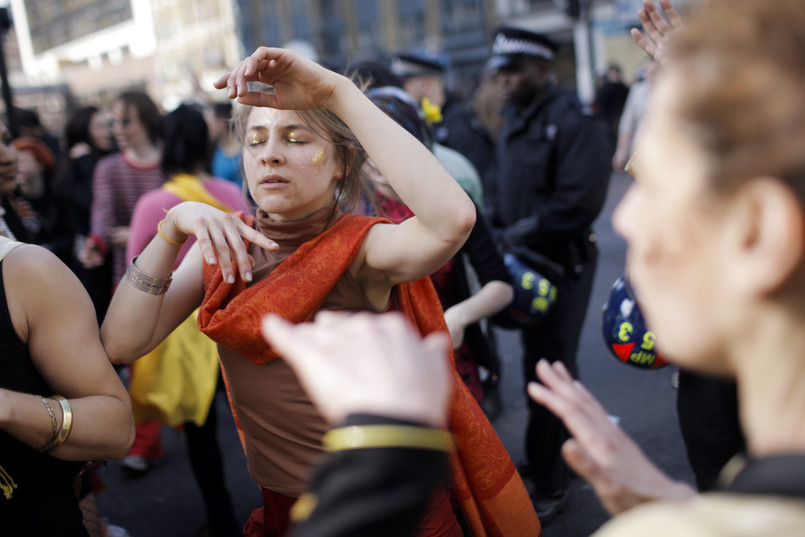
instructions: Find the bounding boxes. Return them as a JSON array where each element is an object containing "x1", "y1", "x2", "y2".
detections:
[{"x1": 198, "y1": 213, "x2": 541, "y2": 537}]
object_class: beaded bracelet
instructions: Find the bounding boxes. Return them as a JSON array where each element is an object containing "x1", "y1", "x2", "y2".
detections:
[
  {"x1": 35, "y1": 397, "x2": 58, "y2": 453},
  {"x1": 125, "y1": 256, "x2": 172, "y2": 295},
  {"x1": 158, "y1": 220, "x2": 187, "y2": 247}
]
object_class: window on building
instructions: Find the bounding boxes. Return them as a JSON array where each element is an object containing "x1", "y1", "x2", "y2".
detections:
[
  {"x1": 355, "y1": 0, "x2": 379, "y2": 51},
  {"x1": 440, "y1": 0, "x2": 483, "y2": 35},
  {"x1": 259, "y1": 0, "x2": 282, "y2": 45},
  {"x1": 398, "y1": 0, "x2": 426, "y2": 43},
  {"x1": 292, "y1": 1, "x2": 310, "y2": 40},
  {"x1": 319, "y1": 0, "x2": 344, "y2": 57}
]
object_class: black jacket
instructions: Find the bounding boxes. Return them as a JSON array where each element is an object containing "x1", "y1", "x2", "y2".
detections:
[
  {"x1": 487, "y1": 86, "x2": 610, "y2": 267},
  {"x1": 290, "y1": 415, "x2": 449, "y2": 537},
  {"x1": 433, "y1": 95, "x2": 495, "y2": 180}
]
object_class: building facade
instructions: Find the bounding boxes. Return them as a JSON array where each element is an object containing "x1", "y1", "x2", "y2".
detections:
[
  {"x1": 6, "y1": 0, "x2": 241, "y2": 125},
  {"x1": 2, "y1": 0, "x2": 681, "y2": 136},
  {"x1": 232, "y1": 0, "x2": 660, "y2": 104}
]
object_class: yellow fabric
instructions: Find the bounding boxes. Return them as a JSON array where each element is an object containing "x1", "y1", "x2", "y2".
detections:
[
  {"x1": 323, "y1": 425, "x2": 451, "y2": 451},
  {"x1": 290, "y1": 493, "x2": 318, "y2": 523},
  {"x1": 129, "y1": 173, "x2": 232, "y2": 426},
  {"x1": 162, "y1": 173, "x2": 233, "y2": 212},
  {"x1": 129, "y1": 310, "x2": 220, "y2": 426}
]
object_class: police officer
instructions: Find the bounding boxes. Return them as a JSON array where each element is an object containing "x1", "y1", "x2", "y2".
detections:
[
  {"x1": 391, "y1": 53, "x2": 495, "y2": 182},
  {"x1": 485, "y1": 26, "x2": 611, "y2": 522}
]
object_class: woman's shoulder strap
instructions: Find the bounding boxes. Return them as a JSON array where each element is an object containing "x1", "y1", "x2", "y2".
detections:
[{"x1": 0, "y1": 236, "x2": 24, "y2": 263}]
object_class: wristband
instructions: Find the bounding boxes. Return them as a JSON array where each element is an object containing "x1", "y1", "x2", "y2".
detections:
[
  {"x1": 323, "y1": 425, "x2": 450, "y2": 452},
  {"x1": 158, "y1": 220, "x2": 187, "y2": 247}
]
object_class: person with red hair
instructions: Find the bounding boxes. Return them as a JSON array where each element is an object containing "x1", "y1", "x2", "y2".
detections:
[{"x1": 11, "y1": 137, "x2": 56, "y2": 246}]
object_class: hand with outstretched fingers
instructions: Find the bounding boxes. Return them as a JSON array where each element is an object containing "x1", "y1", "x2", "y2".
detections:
[
  {"x1": 528, "y1": 359, "x2": 696, "y2": 515},
  {"x1": 630, "y1": 0, "x2": 684, "y2": 65}
]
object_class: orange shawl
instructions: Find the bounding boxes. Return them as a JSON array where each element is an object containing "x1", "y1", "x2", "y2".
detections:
[{"x1": 198, "y1": 213, "x2": 541, "y2": 537}]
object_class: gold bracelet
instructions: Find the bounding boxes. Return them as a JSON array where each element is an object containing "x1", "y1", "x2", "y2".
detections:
[
  {"x1": 125, "y1": 256, "x2": 172, "y2": 295},
  {"x1": 158, "y1": 220, "x2": 187, "y2": 247},
  {"x1": 323, "y1": 425, "x2": 450, "y2": 452},
  {"x1": 43, "y1": 396, "x2": 73, "y2": 454},
  {"x1": 35, "y1": 397, "x2": 59, "y2": 453}
]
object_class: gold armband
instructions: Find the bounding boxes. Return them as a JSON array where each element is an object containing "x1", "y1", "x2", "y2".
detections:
[
  {"x1": 42, "y1": 396, "x2": 73, "y2": 454},
  {"x1": 323, "y1": 425, "x2": 450, "y2": 452}
]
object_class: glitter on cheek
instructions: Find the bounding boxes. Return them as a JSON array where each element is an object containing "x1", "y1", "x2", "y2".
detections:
[{"x1": 310, "y1": 147, "x2": 326, "y2": 167}]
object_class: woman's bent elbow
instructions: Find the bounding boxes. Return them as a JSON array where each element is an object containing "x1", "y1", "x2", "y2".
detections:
[
  {"x1": 109, "y1": 412, "x2": 136, "y2": 459},
  {"x1": 453, "y1": 198, "x2": 477, "y2": 240}
]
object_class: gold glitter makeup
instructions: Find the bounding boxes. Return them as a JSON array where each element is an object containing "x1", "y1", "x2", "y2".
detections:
[
  {"x1": 311, "y1": 147, "x2": 326, "y2": 167},
  {"x1": 247, "y1": 131, "x2": 267, "y2": 146},
  {"x1": 288, "y1": 131, "x2": 300, "y2": 143}
]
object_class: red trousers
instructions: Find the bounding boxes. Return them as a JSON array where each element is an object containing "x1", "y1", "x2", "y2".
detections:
[
  {"x1": 243, "y1": 486, "x2": 462, "y2": 537},
  {"x1": 127, "y1": 420, "x2": 164, "y2": 459}
]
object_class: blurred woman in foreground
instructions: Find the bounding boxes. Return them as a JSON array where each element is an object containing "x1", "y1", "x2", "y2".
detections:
[{"x1": 530, "y1": 0, "x2": 805, "y2": 534}]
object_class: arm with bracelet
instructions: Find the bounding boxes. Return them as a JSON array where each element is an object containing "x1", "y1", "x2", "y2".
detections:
[
  {"x1": 0, "y1": 242, "x2": 134, "y2": 462},
  {"x1": 101, "y1": 205, "x2": 277, "y2": 364}
]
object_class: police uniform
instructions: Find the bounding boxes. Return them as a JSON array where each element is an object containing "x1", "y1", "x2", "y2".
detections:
[
  {"x1": 391, "y1": 53, "x2": 495, "y2": 181},
  {"x1": 486, "y1": 27, "x2": 611, "y2": 511}
]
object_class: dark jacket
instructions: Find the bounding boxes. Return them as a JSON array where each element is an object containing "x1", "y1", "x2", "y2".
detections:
[
  {"x1": 290, "y1": 415, "x2": 449, "y2": 537},
  {"x1": 487, "y1": 86, "x2": 610, "y2": 268},
  {"x1": 433, "y1": 95, "x2": 495, "y2": 181},
  {"x1": 447, "y1": 203, "x2": 510, "y2": 372}
]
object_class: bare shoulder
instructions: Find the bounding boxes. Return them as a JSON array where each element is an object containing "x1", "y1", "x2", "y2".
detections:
[
  {"x1": 4, "y1": 244, "x2": 90, "y2": 322},
  {"x1": 3, "y1": 243, "x2": 75, "y2": 287}
]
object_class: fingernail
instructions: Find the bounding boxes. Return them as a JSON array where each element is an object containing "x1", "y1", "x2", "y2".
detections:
[
  {"x1": 227, "y1": 274, "x2": 235, "y2": 284},
  {"x1": 245, "y1": 272, "x2": 252, "y2": 282},
  {"x1": 208, "y1": 257, "x2": 217, "y2": 264}
]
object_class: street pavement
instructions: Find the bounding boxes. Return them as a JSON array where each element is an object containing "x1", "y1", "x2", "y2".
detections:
[{"x1": 96, "y1": 171, "x2": 696, "y2": 536}]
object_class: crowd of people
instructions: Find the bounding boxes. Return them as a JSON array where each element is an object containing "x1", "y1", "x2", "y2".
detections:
[{"x1": 3, "y1": 0, "x2": 800, "y2": 535}]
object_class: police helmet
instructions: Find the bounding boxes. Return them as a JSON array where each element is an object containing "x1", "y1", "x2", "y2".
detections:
[
  {"x1": 601, "y1": 274, "x2": 669, "y2": 369},
  {"x1": 492, "y1": 251, "x2": 558, "y2": 329}
]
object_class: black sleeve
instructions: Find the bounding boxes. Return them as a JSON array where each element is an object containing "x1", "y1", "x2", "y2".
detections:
[
  {"x1": 461, "y1": 204, "x2": 510, "y2": 286},
  {"x1": 290, "y1": 415, "x2": 450, "y2": 537},
  {"x1": 482, "y1": 155, "x2": 500, "y2": 229}
]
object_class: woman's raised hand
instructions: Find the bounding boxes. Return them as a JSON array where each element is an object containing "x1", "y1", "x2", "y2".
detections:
[
  {"x1": 631, "y1": 0, "x2": 684, "y2": 65},
  {"x1": 163, "y1": 202, "x2": 277, "y2": 283},
  {"x1": 213, "y1": 47, "x2": 343, "y2": 112},
  {"x1": 528, "y1": 360, "x2": 696, "y2": 514}
]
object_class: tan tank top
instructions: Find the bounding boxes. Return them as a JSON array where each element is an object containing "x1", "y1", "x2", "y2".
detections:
[{"x1": 217, "y1": 205, "x2": 388, "y2": 495}]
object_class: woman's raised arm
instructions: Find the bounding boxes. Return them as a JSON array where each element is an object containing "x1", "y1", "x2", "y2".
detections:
[{"x1": 214, "y1": 47, "x2": 476, "y2": 287}]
